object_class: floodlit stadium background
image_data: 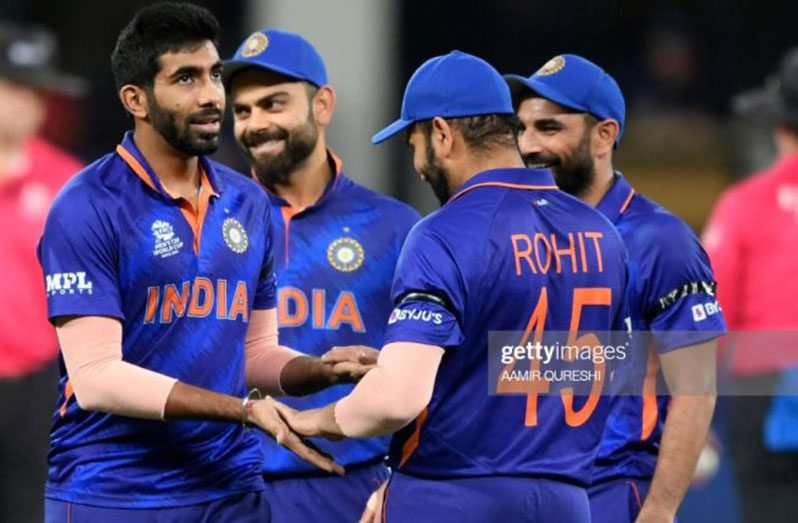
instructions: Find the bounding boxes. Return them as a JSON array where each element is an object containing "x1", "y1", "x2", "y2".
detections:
[{"x1": 3, "y1": 0, "x2": 796, "y2": 521}]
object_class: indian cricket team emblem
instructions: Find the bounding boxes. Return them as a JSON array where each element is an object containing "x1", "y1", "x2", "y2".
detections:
[
  {"x1": 223, "y1": 218, "x2": 249, "y2": 254},
  {"x1": 241, "y1": 32, "x2": 269, "y2": 57},
  {"x1": 327, "y1": 237, "x2": 364, "y2": 272},
  {"x1": 151, "y1": 220, "x2": 184, "y2": 258},
  {"x1": 536, "y1": 55, "x2": 566, "y2": 76}
]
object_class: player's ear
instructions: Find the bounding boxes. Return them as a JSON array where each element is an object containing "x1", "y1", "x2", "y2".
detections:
[
  {"x1": 119, "y1": 84, "x2": 149, "y2": 120},
  {"x1": 312, "y1": 85, "x2": 336, "y2": 127},
  {"x1": 593, "y1": 118, "x2": 619, "y2": 156},
  {"x1": 431, "y1": 116, "x2": 454, "y2": 158}
]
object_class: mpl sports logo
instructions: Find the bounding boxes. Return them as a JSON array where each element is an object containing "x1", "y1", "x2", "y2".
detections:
[
  {"x1": 388, "y1": 307, "x2": 443, "y2": 325},
  {"x1": 46, "y1": 272, "x2": 93, "y2": 297}
]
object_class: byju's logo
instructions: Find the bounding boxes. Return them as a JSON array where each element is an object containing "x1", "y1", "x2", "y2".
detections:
[
  {"x1": 388, "y1": 308, "x2": 443, "y2": 325},
  {"x1": 46, "y1": 272, "x2": 93, "y2": 296},
  {"x1": 692, "y1": 300, "x2": 721, "y2": 322}
]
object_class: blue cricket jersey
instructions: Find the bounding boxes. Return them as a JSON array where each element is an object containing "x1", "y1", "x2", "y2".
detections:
[
  {"x1": 592, "y1": 174, "x2": 727, "y2": 483},
  {"x1": 261, "y1": 151, "x2": 419, "y2": 475},
  {"x1": 382, "y1": 168, "x2": 629, "y2": 486},
  {"x1": 37, "y1": 132, "x2": 276, "y2": 508}
]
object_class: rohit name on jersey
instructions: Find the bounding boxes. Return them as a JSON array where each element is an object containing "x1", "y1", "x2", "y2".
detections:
[
  {"x1": 511, "y1": 231, "x2": 607, "y2": 276},
  {"x1": 143, "y1": 277, "x2": 250, "y2": 324}
]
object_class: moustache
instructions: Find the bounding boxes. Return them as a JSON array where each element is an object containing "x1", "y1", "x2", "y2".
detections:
[
  {"x1": 242, "y1": 127, "x2": 289, "y2": 148},
  {"x1": 522, "y1": 152, "x2": 559, "y2": 169},
  {"x1": 187, "y1": 108, "x2": 223, "y2": 125}
]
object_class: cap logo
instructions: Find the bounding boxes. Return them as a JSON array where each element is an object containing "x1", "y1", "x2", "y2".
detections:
[
  {"x1": 536, "y1": 56, "x2": 566, "y2": 76},
  {"x1": 241, "y1": 32, "x2": 269, "y2": 58}
]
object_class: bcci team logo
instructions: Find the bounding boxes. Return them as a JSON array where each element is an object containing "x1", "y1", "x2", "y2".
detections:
[
  {"x1": 327, "y1": 237, "x2": 364, "y2": 272},
  {"x1": 152, "y1": 220, "x2": 184, "y2": 258},
  {"x1": 223, "y1": 218, "x2": 249, "y2": 254},
  {"x1": 241, "y1": 32, "x2": 269, "y2": 57},
  {"x1": 536, "y1": 55, "x2": 566, "y2": 76}
]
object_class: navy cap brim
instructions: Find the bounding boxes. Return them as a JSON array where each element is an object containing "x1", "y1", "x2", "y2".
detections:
[
  {"x1": 503, "y1": 73, "x2": 586, "y2": 115},
  {"x1": 503, "y1": 74, "x2": 536, "y2": 105},
  {"x1": 223, "y1": 59, "x2": 322, "y2": 88},
  {"x1": 371, "y1": 118, "x2": 414, "y2": 144}
]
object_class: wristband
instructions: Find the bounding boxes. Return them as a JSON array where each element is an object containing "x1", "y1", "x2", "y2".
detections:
[{"x1": 241, "y1": 388, "x2": 262, "y2": 428}]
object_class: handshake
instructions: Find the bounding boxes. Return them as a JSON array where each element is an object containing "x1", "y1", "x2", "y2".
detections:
[{"x1": 244, "y1": 345, "x2": 380, "y2": 477}]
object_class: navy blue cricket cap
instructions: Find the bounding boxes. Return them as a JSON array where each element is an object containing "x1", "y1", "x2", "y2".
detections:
[
  {"x1": 371, "y1": 50, "x2": 514, "y2": 144},
  {"x1": 224, "y1": 29, "x2": 328, "y2": 88},
  {"x1": 504, "y1": 54, "x2": 626, "y2": 143}
]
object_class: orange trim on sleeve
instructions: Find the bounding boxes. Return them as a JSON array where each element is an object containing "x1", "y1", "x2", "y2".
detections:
[
  {"x1": 641, "y1": 343, "x2": 660, "y2": 440},
  {"x1": 116, "y1": 145, "x2": 158, "y2": 192},
  {"x1": 619, "y1": 189, "x2": 636, "y2": 215},
  {"x1": 59, "y1": 380, "x2": 74, "y2": 417},
  {"x1": 398, "y1": 408, "x2": 429, "y2": 467},
  {"x1": 450, "y1": 182, "x2": 558, "y2": 203}
]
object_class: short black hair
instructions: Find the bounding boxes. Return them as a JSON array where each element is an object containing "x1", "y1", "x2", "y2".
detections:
[
  {"x1": 415, "y1": 114, "x2": 520, "y2": 154},
  {"x1": 111, "y1": 2, "x2": 220, "y2": 91}
]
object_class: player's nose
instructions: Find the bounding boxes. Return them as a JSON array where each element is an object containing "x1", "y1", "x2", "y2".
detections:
[{"x1": 517, "y1": 130, "x2": 542, "y2": 157}]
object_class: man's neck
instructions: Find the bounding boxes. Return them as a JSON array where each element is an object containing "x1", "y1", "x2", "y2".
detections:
[
  {"x1": 133, "y1": 125, "x2": 200, "y2": 202},
  {"x1": 451, "y1": 147, "x2": 525, "y2": 192},
  {"x1": 272, "y1": 143, "x2": 333, "y2": 209},
  {"x1": 582, "y1": 161, "x2": 615, "y2": 208}
]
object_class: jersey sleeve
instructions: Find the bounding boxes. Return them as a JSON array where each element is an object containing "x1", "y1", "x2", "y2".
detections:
[
  {"x1": 383, "y1": 221, "x2": 465, "y2": 349},
  {"x1": 37, "y1": 192, "x2": 123, "y2": 321},
  {"x1": 638, "y1": 214, "x2": 727, "y2": 352},
  {"x1": 253, "y1": 198, "x2": 278, "y2": 310},
  {"x1": 702, "y1": 188, "x2": 745, "y2": 330}
]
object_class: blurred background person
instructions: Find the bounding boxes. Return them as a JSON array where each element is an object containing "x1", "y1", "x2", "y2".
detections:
[
  {"x1": 703, "y1": 48, "x2": 798, "y2": 523},
  {"x1": 0, "y1": 21, "x2": 85, "y2": 523}
]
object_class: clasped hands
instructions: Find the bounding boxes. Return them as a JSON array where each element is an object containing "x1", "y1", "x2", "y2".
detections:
[{"x1": 247, "y1": 345, "x2": 379, "y2": 476}]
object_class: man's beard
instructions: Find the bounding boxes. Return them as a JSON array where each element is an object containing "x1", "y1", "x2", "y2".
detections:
[
  {"x1": 522, "y1": 135, "x2": 595, "y2": 198},
  {"x1": 419, "y1": 133, "x2": 451, "y2": 205},
  {"x1": 241, "y1": 113, "x2": 319, "y2": 190},
  {"x1": 149, "y1": 96, "x2": 221, "y2": 156}
]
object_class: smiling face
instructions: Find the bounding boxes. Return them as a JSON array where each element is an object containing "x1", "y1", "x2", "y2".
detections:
[
  {"x1": 230, "y1": 68, "x2": 321, "y2": 189},
  {"x1": 146, "y1": 40, "x2": 224, "y2": 156},
  {"x1": 516, "y1": 96, "x2": 597, "y2": 198}
]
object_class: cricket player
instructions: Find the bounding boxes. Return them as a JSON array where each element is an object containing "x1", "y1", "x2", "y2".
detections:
[
  {"x1": 224, "y1": 29, "x2": 419, "y2": 522},
  {"x1": 506, "y1": 54, "x2": 727, "y2": 523},
  {"x1": 277, "y1": 50, "x2": 630, "y2": 521},
  {"x1": 37, "y1": 4, "x2": 367, "y2": 521}
]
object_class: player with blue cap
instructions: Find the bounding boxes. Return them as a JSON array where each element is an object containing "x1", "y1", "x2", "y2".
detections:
[
  {"x1": 225, "y1": 29, "x2": 419, "y2": 523},
  {"x1": 506, "y1": 54, "x2": 726, "y2": 523},
  {"x1": 277, "y1": 50, "x2": 630, "y2": 522}
]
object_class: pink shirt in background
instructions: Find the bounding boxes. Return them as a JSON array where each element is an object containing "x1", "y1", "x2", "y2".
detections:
[
  {"x1": 703, "y1": 152, "x2": 798, "y2": 376},
  {"x1": 0, "y1": 137, "x2": 81, "y2": 377}
]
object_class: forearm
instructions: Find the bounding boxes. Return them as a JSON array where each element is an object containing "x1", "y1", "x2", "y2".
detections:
[
  {"x1": 640, "y1": 395, "x2": 716, "y2": 519},
  {"x1": 163, "y1": 381, "x2": 245, "y2": 422},
  {"x1": 279, "y1": 355, "x2": 340, "y2": 396},
  {"x1": 244, "y1": 308, "x2": 337, "y2": 396},
  {"x1": 333, "y1": 342, "x2": 443, "y2": 438}
]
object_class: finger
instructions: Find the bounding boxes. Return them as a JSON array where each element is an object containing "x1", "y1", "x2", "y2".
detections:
[
  {"x1": 374, "y1": 483, "x2": 386, "y2": 523},
  {"x1": 280, "y1": 430, "x2": 345, "y2": 476},
  {"x1": 358, "y1": 489, "x2": 379, "y2": 523},
  {"x1": 322, "y1": 346, "x2": 363, "y2": 363}
]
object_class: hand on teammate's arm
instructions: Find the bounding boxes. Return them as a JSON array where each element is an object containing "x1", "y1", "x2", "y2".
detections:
[
  {"x1": 637, "y1": 339, "x2": 717, "y2": 523},
  {"x1": 245, "y1": 309, "x2": 377, "y2": 396},
  {"x1": 278, "y1": 342, "x2": 444, "y2": 439}
]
